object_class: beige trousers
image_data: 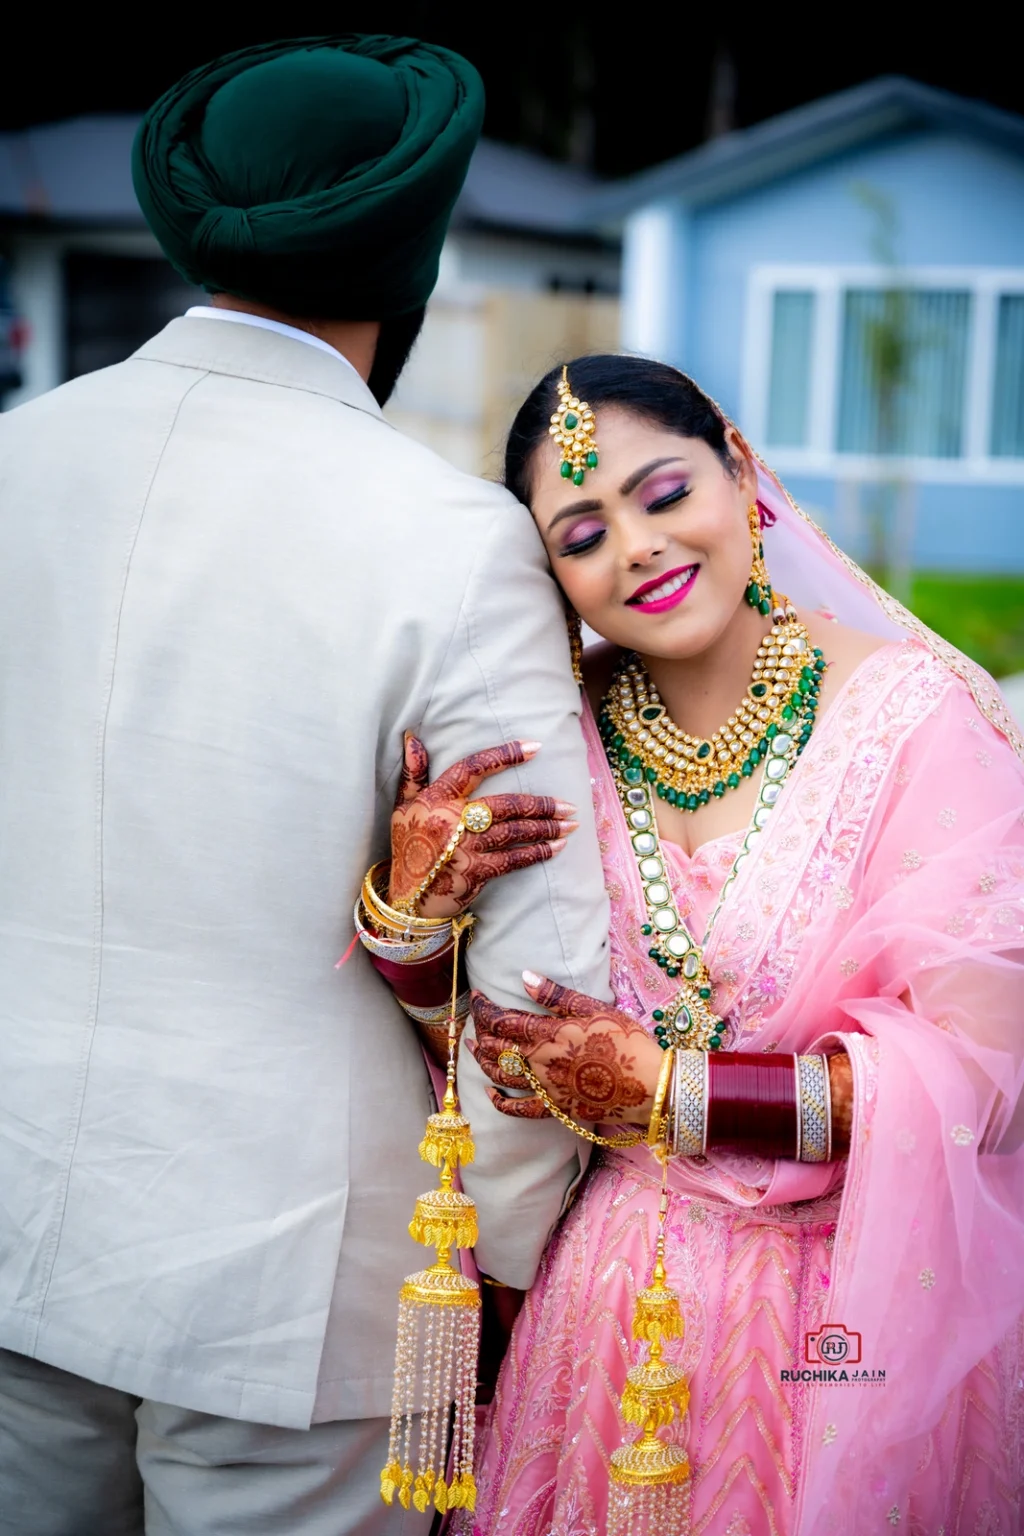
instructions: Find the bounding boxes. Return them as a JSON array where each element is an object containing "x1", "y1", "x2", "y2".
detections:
[{"x1": 0, "y1": 1350, "x2": 432, "y2": 1536}]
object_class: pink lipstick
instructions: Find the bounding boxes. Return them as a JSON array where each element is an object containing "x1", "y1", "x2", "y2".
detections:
[{"x1": 626, "y1": 564, "x2": 699, "y2": 615}]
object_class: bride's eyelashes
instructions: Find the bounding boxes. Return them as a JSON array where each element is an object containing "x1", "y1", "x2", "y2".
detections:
[
  {"x1": 644, "y1": 482, "x2": 691, "y2": 513},
  {"x1": 559, "y1": 520, "x2": 606, "y2": 558}
]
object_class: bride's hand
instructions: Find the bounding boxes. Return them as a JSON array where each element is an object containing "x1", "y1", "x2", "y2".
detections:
[
  {"x1": 467, "y1": 971, "x2": 663, "y2": 1123},
  {"x1": 388, "y1": 735, "x2": 578, "y2": 919}
]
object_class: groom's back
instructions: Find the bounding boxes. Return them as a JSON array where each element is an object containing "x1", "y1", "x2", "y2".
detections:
[{"x1": 0, "y1": 315, "x2": 605, "y2": 1427}]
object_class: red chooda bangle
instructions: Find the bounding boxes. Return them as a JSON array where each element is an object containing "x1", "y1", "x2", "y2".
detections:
[
  {"x1": 367, "y1": 945, "x2": 466, "y2": 1011},
  {"x1": 706, "y1": 1052, "x2": 798, "y2": 1160}
]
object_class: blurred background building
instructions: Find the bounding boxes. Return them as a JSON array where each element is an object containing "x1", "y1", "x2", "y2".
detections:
[{"x1": 1, "y1": 16, "x2": 1022, "y2": 698}]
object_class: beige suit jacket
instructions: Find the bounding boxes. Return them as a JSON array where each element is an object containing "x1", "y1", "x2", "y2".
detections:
[{"x1": 0, "y1": 317, "x2": 609, "y2": 1428}]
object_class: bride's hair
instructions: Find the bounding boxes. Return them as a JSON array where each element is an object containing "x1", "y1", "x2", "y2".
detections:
[{"x1": 504, "y1": 354, "x2": 735, "y2": 507}]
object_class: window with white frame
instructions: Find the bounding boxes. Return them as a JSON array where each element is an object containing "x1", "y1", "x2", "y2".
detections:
[{"x1": 745, "y1": 267, "x2": 1024, "y2": 477}]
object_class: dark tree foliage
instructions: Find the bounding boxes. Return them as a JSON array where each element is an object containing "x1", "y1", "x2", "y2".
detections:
[{"x1": 1, "y1": 4, "x2": 1020, "y2": 177}]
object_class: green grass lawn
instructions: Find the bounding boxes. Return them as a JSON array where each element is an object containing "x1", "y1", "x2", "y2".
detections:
[{"x1": 902, "y1": 574, "x2": 1024, "y2": 679}]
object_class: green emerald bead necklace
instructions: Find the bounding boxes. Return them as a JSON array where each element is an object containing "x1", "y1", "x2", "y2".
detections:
[{"x1": 600, "y1": 603, "x2": 825, "y2": 812}]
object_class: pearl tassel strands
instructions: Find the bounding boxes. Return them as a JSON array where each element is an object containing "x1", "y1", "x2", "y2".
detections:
[{"x1": 380, "y1": 914, "x2": 480, "y2": 1516}]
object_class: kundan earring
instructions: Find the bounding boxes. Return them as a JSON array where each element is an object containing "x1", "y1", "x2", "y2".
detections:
[
  {"x1": 745, "y1": 502, "x2": 774, "y2": 617},
  {"x1": 566, "y1": 607, "x2": 584, "y2": 686}
]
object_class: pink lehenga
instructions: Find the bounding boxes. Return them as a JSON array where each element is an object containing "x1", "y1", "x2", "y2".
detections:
[{"x1": 471, "y1": 466, "x2": 1024, "y2": 1536}]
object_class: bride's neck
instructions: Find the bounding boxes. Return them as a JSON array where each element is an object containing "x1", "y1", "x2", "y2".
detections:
[{"x1": 639, "y1": 601, "x2": 767, "y2": 741}]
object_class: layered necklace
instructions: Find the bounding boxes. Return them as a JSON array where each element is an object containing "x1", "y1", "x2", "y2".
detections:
[
  {"x1": 599, "y1": 610, "x2": 825, "y2": 810},
  {"x1": 598, "y1": 607, "x2": 826, "y2": 1053}
]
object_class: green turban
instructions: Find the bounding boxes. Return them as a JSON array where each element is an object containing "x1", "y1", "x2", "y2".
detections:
[{"x1": 132, "y1": 36, "x2": 484, "y2": 319}]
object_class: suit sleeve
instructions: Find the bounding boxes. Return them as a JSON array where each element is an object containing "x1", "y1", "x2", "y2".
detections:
[{"x1": 419, "y1": 491, "x2": 611, "y2": 1288}]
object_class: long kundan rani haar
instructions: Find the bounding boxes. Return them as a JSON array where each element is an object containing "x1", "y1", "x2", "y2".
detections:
[
  {"x1": 597, "y1": 622, "x2": 823, "y2": 1052},
  {"x1": 380, "y1": 909, "x2": 481, "y2": 1517}
]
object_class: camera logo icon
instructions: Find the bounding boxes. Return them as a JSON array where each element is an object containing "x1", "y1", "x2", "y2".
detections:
[{"x1": 805, "y1": 1323, "x2": 862, "y2": 1366}]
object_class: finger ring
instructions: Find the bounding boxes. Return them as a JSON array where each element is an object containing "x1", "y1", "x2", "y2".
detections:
[
  {"x1": 462, "y1": 802, "x2": 493, "y2": 834},
  {"x1": 498, "y1": 1049, "x2": 527, "y2": 1077}
]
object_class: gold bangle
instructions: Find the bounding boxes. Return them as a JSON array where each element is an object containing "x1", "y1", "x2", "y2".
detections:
[
  {"x1": 648, "y1": 1049, "x2": 675, "y2": 1150},
  {"x1": 362, "y1": 861, "x2": 452, "y2": 933}
]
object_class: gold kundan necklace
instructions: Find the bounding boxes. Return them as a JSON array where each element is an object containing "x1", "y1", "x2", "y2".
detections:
[{"x1": 599, "y1": 606, "x2": 825, "y2": 812}]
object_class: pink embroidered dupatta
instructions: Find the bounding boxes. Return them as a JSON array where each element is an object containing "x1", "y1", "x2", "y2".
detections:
[{"x1": 585, "y1": 459, "x2": 1024, "y2": 1530}]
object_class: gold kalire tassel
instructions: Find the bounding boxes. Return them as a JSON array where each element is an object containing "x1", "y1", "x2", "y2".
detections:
[
  {"x1": 381, "y1": 914, "x2": 480, "y2": 1516},
  {"x1": 609, "y1": 1153, "x2": 691, "y2": 1536}
]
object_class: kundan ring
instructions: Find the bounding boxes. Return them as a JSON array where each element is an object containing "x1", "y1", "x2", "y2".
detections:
[
  {"x1": 462, "y1": 801, "x2": 493, "y2": 834},
  {"x1": 498, "y1": 1049, "x2": 527, "y2": 1077}
]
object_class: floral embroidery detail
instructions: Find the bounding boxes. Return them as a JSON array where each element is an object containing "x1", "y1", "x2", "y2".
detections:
[
  {"x1": 951, "y1": 1124, "x2": 975, "y2": 1146},
  {"x1": 896, "y1": 1129, "x2": 916, "y2": 1153},
  {"x1": 995, "y1": 906, "x2": 1017, "y2": 927},
  {"x1": 824, "y1": 744, "x2": 841, "y2": 761},
  {"x1": 979, "y1": 872, "x2": 997, "y2": 894},
  {"x1": 965, "y1": 716, "x2": 979, "y2": 730},
  {"x1": 737, "y1": 922, "x2": 755, "y2": 941},
  {"x1": 945, "y1": 913, "x2": 966, "y2": 935},
  {"x1": 902, "y1": 849, "x2": 922, "y2": 869},
  {"x1": 721, "y1": 968, "x2": 738, "y2": 984},
  {"x1": 976, "y1": 749, "x2": 992, "y2": 768},
  {"x1": 605, "y1": 881, "x2": 622, "y2": 901},
  {"x1": 888, "y1": 1506, "x2": 901, "y2": 1526},
  {"x1": 919, "y1": 1267, "x2": 936, "y2": 1290},
  {"x1": 840, "y1": 958, "x2": 860, "y2": 977},
  {"x1": 895, "y1": 763, "x2": 910, "y2": 784},
  {"x1": 822, "y1": 1422, "x2": 837, "y2": 1446},
  {"x1": 688, "y1": 1203, "x2": 706, "y2": 1223},
  {"x1": 938, "y1": 807, "x2": 957, "y2": 828},
  {"x1": 824, "y1": 1231, "x2": 835, "y2": 1250},
  {"x1": 780, "y1": 834, "x2": 800, "y2": 852},
  {"x1": 757, "y1": 974, "x2": 781, "y2": 1002},
  {"x1": 761, "y1": 1041, "x2": 779, "y2": 1053},
  {"x1": 834, "y1": 884, "x2": 854, "y2": 910},
  {"x1": 724, "y1": 1517, "x2": 753, "y2": 1536}
]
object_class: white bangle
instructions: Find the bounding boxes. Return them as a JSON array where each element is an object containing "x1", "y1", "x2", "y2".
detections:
[
  {"x1": 353, "y1": 898, "x2": 454, "y2": 963},
  {"x1": 796, "y1": 1055, "x2": 830, "y2": 1163},
  {"x1": 671, "y1": 1049, "x2": 708, "y2": 1158}
]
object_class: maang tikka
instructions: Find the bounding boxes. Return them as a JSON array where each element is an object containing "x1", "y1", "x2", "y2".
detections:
[{"x1": 550, "y1": 366, "x2": 598, "y2": 486}]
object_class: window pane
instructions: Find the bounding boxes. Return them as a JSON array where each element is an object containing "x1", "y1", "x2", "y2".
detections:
[
  {"x1": 837, "y1": 289, "x2": 970, "y2": 457},
  {"x1": 766, "y1": 291, "x2": 814, "y2": 447},
  {"x1": 991, "y1": 295, "x2": 1024, "y2": 458}
]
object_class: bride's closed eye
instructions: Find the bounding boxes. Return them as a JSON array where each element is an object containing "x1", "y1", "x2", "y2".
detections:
[
  {"x1": 644, "y1": 482, "x2": 691, "y2": 513},
  {"x1": 558, "y1": 519, "x2": 606, "y2": 557}
]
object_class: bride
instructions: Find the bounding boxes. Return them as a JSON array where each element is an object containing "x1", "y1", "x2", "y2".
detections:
[{"x1": 359, "y1": 355, "x2": 1024, "y2": 1534}]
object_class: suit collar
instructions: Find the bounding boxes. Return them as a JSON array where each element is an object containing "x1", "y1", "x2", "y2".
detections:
[{"x1": 133, "y1": 316, "x2": 384, "y2": 419}]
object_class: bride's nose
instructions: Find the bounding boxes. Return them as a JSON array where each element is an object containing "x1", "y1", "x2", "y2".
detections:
[{"x1": 619, "y1": 514, "x2": 668, "y2": 570}]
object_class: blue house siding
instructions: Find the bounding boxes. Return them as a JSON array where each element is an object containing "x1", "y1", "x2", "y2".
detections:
[
  {"x1": 778, "y1": 475, "x2": 1022, "y2": 572},
  {"x1": 684, "y1": 130, "x2": 1024, "y2": 423},
  {"x1": 610, "y1": 83, "x2": 1024, "y2": 573}
]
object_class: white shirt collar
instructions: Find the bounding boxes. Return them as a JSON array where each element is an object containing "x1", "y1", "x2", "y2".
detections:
[{"x1": 184, "y1": 306, "x2": 362, "y2": 379}]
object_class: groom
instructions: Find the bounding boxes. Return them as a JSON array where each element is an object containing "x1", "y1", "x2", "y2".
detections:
[{"x1": 0, "y1": 37, "x2": 609, "y2": 1535}]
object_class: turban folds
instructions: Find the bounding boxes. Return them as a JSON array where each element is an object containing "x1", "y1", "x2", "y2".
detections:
[{"x1": 132, "y1": 36, "x2": 484, "y2": 319}]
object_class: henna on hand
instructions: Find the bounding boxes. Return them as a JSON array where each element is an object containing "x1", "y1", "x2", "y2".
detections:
[
  {"x1": 470, "y1": 977, "x2": 662, "y2": 1125},
  {"x1": 388, "y1": 735, "x2": 577, "y2": 919}
]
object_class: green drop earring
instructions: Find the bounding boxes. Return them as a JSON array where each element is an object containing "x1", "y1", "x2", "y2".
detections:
[{"x1": 744, "y1": 502, "x2": 774, "y2": 617}]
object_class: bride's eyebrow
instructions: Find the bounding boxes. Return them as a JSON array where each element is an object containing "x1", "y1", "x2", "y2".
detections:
[
  {"x1": 546, "y1": 499, "x2": 601, "y2": 533},
  {"x1": 619, "y1": 456, "x2": 687, "y2": 495}
]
